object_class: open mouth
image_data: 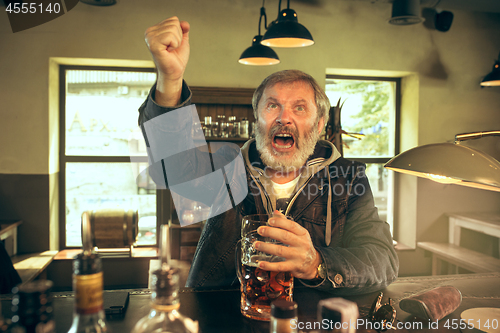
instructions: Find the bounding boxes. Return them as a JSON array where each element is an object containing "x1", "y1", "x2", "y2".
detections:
[{"x1": 272, "y1": 133, "x2": 295, "y2": 149}]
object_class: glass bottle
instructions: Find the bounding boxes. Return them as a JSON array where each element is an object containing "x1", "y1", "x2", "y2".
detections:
[
  {"x1": 67, "y1": 212, "x2": 109, "y2": 333},
  {"x1": 227, "y1": 116, "x2": 235, "y2": 137},
  {"x1": 233, "y1": 119, "x2": 241, "y2": 138},
  {"x1": 10, "y1": 280, "x2": 55, "y2": 333},
  {"x1": 318, "y1": 298, "x2": 358, "y2": 333},
  {"x1": 270, "y1": 300, "x2": 298, "y2": 333},
  {"x1": 240, "y1": 118, "x2": 249, "y2": 138},
  {"x1": 204, "y1": 116, "x2": 212, "y2": 137},
  {"x1": 212, "y1": 121, "x2": 219, "y2": 137},
  {"x1": 131, "y1": 225, "x2": 198, "y2": 333}
]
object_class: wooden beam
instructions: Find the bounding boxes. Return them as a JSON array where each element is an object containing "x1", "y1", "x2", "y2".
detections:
[{"x1": 191, "y1": 87, "x2": 254, "y2": 105}]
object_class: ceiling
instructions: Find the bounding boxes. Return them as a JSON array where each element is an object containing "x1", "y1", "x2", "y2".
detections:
[{"x1": 295, "y1": 0, "x2": 500, "y2": 13}]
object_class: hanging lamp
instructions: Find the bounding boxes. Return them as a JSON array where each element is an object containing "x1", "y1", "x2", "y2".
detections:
[
  {"x1": 480, "y1": 52, "x2": 500, "y2": 87},
  {"x1": 388, "y1": 0, "x2": 424, "y2": 25},
  {"x1": 261, "y1": 0, "x2": 314, "y2": 48},
  {"x1": 239, "y1": 5, "x2": 280, "y2": 65}
]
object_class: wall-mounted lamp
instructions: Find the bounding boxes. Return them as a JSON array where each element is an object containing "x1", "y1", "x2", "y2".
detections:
[
  {"x1": 261, "y1": 0, "x2": 314, "y2": 48},
  {"x1": 481, "y1": 52, "x2": 500, "y2": 87},
  {"x1": 389, "y1": 0, "x2": 424, "y2": 25},
  {"x1": 239, "y1": 6, "x2": 280, "y2": 66},
  {"x1": 384, "y1": 131, "x2": 500, "y2": 192}
]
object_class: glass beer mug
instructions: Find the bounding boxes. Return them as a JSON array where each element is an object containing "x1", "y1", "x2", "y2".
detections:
[{"x1": 236, "y1": 214, "x2": 294, "y2": 321}]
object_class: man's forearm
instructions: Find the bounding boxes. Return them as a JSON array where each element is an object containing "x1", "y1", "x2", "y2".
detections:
[
  {"x1": 138, "y1": 81, "x2": 192, "y2": 126},
  {"x1": 155, "y1": 76, "x2": 183, "y2": 106}
]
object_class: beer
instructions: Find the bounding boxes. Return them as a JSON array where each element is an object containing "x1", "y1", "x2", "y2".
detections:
[
  {"x1": 240, "y1": 263, "x2": 293, "y2": 321},
  {"x1": 238, "y1": 214, "x2": 295, "y2": 321}
]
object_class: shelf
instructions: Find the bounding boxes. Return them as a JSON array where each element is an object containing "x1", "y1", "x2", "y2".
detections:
[
  {"x1": 54, "y1": 247, "x2": 159, "y2": 260},
  {"x1": 0, "y1": 220, "x2": 22, "y2": 256},
  {"x1": 12, "y1": 251, "x2": 58, "y2": 284}
]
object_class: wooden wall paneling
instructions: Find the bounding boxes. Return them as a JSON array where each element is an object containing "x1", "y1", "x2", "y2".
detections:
[
  {"x1": 225, "y1": 104, "x2": 233, "y2": 118},
  {"x1": 197, "y1": 104, "x2": 207, "y2": 121},
  {"x1": 190, "y1": 87, "x2": 254, "y2": 105},
  {"x1": 216, "y1": 104, "x2": 224, "y2": 119}
]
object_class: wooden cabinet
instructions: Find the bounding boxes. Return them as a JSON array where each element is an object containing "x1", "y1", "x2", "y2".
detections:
[
  {"x1": 192, "y1": 86, "x2": 255, "y2": 143},
  {"x1": 169, "y1": 223, "x2": 204, "y2": 261}
]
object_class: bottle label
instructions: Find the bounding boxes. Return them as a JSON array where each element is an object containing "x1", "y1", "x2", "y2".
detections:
[
  {"x1": 74, "y1": 272, "x2": 104, "y2": 314},
  {"x1": 151, "y1": 302, "x2": 180, "y2": 312}
]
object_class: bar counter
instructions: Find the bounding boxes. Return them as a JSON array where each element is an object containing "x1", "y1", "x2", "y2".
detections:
[{"x1": 1, "y1": 272, "x2": 499, "y2": 333}]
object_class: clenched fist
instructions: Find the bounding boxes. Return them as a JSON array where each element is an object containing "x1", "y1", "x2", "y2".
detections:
[{"x1": 144, "y1": 16, "x2": 190, "y2": 106}]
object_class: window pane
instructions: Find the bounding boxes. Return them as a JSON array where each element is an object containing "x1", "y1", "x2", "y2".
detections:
[
  {"x1": 325, "y1": 79, "x2": 396, "y2": 158},
  {"x1": 65, "y1": 162, "x2": 156, "y2": 247},
  {"x1": 65, "y1": 70, "x2": 156, "y2": 156},
  {"x1": 364, "y1": 163, "x2": 394, "y2": 233}
]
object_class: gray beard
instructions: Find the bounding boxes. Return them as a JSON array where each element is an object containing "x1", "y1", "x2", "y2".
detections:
[{"x1": 255, "y1": 121, "x2": 320, "y2": 173}]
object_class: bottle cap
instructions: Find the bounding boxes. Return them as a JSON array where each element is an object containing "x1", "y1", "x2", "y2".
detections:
[
  {"x1": 152, "y1": 267, "x2": 180, "y2": 301},
  {"x1": 73, "y1": 253, "x2": 102, "y2": 275},
  {"x1": 271, "y1": 300, "x2": 297, "y2": 319}
]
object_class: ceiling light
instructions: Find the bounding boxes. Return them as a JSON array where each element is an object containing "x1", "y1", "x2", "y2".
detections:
[
  {"x1": 239, "y1": 35, "x2": 280, "y2": 66},
  {"x1": 239, "y1": 5, "x2": 280, "y2": 66},
  {"x1": 389, "y1": 0, "x2": 424, "y2": 26},
  {"x1": 261, "y1": 0, "x2": 314, "y2": 48},
  {"x1": 481, "y1": 52, "x2": 500, "y2": 87}
]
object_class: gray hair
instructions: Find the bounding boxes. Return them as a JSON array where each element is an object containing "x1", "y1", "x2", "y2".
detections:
[{"x1": 252, "y1": 70, "x2": 330, "y2": 127}]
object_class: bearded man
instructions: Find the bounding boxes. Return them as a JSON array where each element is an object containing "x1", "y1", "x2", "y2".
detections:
[{"x1": 138, "y1": 17, "x2": 398, "y2": 294}]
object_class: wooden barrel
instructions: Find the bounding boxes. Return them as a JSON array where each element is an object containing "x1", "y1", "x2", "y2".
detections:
[{"x1": 83, "y1": 209, "x2": 138, "y2": 248}]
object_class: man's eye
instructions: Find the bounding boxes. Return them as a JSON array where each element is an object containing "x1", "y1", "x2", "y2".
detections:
[
  {"x1": 269, "y1": 103, "x2": 278, "y2": 109},
  {"x1": 296, "y1": 106, "x2": 305, "y2": 111}
]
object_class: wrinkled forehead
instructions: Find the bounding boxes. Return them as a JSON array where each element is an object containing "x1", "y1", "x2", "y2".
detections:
[{"x1": 260, "y1": 80, "x2": 316, "y2": 105}]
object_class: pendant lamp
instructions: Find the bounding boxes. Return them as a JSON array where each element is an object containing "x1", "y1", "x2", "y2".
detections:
[
  {"x1": 480, "y1": 52, "x2": 500, "y2": 87},
  {"x1": 239, "y1": 5, "x2": 280, "y2": 66},
  {"x1": 388, "y1": 0, "x2": 424, "y2": 25},
  {"x1": 261, "y1": 0, "x2": 314, "y2": 48}
]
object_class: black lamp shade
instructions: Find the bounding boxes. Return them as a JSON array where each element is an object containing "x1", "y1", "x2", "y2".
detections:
[
  {"x1": 389, "y1": 0, "x2": 424, "y2": 25},
  {"x1": 239, "y1": 35, "x2": 280, "y2": 66},
  {"x1": 261, "y1": 9, "x2": 314, "y2": 48},
  {"x1": 480, "y1": 61, "x2": 500, "y2": 87}
]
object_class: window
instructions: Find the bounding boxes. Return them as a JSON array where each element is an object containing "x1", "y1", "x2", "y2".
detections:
[
  {"x1": 60, "y1": 66, "x2": 157, "y2": 247},
  {"x1": 325, "y1": 76, "x2": 400, "y2": 232}
]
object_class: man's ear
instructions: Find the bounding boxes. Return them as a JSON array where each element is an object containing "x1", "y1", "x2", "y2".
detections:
[{"x1": 317, "y1": 117, "x2": 325, "y2": 135}]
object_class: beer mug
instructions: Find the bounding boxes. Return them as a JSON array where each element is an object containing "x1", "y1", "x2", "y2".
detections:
[{"x1": 236, "y1": 214, "x2": 294, "y2": 321}]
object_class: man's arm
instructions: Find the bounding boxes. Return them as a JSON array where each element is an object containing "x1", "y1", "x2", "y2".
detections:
[
  {"x1": 139, "y1": 16, "x2": 193, "y2": 125},
  {"x1": 307, "y1": 169, "x2": 399, "y2": 295},
  {"x1": 138, "y1": 17, "x2": 244, "y2": 212},
  {"x1": 144, "y1": 16, "x2": 190, "y2": 107},
  {"x1": 256, "y1": 166, "x2": 398, "y2": 294}
]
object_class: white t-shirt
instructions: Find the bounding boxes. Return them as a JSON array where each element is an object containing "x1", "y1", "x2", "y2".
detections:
[{"x1": 271, "y1": 175, "x2": 300, "y2": 199}]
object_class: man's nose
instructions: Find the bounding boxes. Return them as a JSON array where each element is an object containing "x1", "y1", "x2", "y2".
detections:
[{"x1": 276, "y1": 107, "x2": 293, "y2": 125}]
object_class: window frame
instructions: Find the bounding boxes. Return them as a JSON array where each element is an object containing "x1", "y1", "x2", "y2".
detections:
[
  {"x1": 58, "y1": 64, "x2": 159, "y2": 249},
  {"x1": 325, "y1": 74, "x2": 401, "y2": 236}
]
